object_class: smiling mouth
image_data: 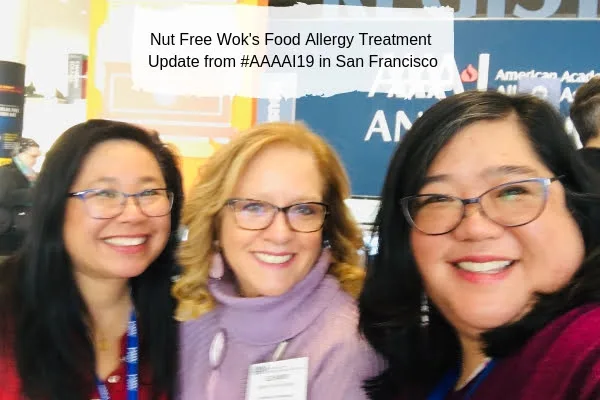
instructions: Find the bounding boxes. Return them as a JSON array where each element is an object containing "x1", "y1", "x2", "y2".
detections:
[
  {"x1": 254, "y1": 253, "x2": 293, "y2": 264},
  {"x1": 104, "y1": 236, "x2": 148, "y2": 247},
  {"x1": 453, "y1": 260, "x2": 516, "y2": 274}
]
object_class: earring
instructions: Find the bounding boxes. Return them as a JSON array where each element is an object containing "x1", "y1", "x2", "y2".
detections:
[
  {"x1": 420, "y1": 293, "x2": 430, "y2": 327},
  {"x1": 209, "y1": 252, "x2": 225, "y2": 279},
  {"x1": 178, "y1": 226, "x2": 189, "y2": 241},
  {"x1": 322, "y1": 239, "x2": 331, "y2": 249}
]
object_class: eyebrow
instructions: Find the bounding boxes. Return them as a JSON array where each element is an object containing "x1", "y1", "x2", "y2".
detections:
[
  {"x1": 423, "y1": 165, "x2": 540, "y2": 185},
  {"x1": 88, "y1": 176, "x2": 163, "y2": 186},
  {"x1": 481, "y1": 165, "x2": 540, "y2": 178},
  {"x1": 239, "y1": 196, "x2": 323, "y2": 204}
]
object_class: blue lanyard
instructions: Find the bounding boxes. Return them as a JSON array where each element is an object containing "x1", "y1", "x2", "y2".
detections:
[
  {"x1": 96, "y1": 310, "x2": 139, "y2": 400},
  {"x1": 427, "y1": 360, "x2": 495, "y2": 400}
]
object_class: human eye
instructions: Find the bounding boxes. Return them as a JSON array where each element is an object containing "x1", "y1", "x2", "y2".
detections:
[
  {"x1": 494, "y1": 184, "x2": 530, "y2": 201},
  {"x1": 417, "y1": 194, "x2": 454, "y2": 207},
  {"x1": 240, "y1": 201, "x2": 267, "y2": 214},
  {"x1": 139, "y1": 188, "x2": 162, "y2": 197},
  {"x1": 91, "y1": 189, "x2": 120, "y2": 199},
  {"x1": 290, "y1": 203, "x2": 320, "y2": 216}
]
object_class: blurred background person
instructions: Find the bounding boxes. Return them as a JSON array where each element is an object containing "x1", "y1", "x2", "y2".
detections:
[
  {"x1": 0, "y1": 120, "x2": 183, "y2": 400},
  {"x1": 174, "y1": 122, "x2": 382, "y2": 400},
  {"x1": 570, "y1": 76, "x2": 600, "y2": 170},
  {"x1": 0, "y1": 138, "x2": 41, "y2": 255},
  {"x1": 360, "y1": 92, "x2": 600, "y2": 400},
  {"x1": 8, "y1": 137, "x2": 40, "y2": 183}
]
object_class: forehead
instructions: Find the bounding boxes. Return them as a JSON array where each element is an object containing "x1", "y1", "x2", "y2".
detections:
[
  {"x1": 426, "y1": 115, "x2": 550, "y2": 179},
  {"x1": 74, "y1": 140, "x2": 164, "y2": 184},
  {"x1": 24, "y1": 146, "x2": 40, "y2": 154},
  {"x1": 234, "y1": 143, "x2": 322, "y2": 197}
]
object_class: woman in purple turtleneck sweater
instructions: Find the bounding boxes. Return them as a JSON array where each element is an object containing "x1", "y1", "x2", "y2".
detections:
[
  {"x1": 359, "y1": 92, "x2": 600, "y2": 400},
  {"x1": 173, "y1": 122, "x2": 383, "y2": 400}
]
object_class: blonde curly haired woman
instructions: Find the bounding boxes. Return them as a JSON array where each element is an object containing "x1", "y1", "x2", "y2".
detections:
[{"x1": 174, "y1": 122, "x2": 382, "y2": 400}]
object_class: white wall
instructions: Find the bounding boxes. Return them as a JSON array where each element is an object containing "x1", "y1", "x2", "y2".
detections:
[
  {"x1": 17, "y1": 0, "x2": 90, "y2": 170},
  {"x1": 24, "y1": 0, "x2": 89, "y2": 97},
  {"x1": 22, "y1": 99, "x2": 87, "y2": 171},
  {"x1": 25, "y1": 28, "x2": 88, "y2": 97}
]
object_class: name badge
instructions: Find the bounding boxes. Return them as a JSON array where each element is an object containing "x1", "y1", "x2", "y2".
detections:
[{"x1": 245, "y1": 357, "x2": 309, "y2": 400}]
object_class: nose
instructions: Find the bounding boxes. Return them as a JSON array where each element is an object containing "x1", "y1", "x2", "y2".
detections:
[
  {"x1": 116, "y1": 196, "x2": 146, "y2": 222},
  {"x1": 262, "y1": 211, "x2": 294, "y2": 243},
  {"x1": 452, "y1": 203, "x2": 504, "y2": 241}
]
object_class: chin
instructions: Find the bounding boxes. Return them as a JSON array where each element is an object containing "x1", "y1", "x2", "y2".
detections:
[
  {"x1": 112, "y1": 263, "x2": 152, "y2": 279},
  {"x1": 256, "y1": 284, "x2": 293, "y2": 297},
  {"x1": 458, "y1": 309, "x2": 525, "y2": 333},
  {"x1": 263, "y1": 288, "x2": 290, "y2": 297}
]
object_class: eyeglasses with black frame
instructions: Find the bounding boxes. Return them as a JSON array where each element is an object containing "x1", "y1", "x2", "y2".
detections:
[
  {"x1": 225, "y1": 198, "x2": 329, "y2": 233},
  {"x1": 68, "y1": 188, "x2": 174, "y2": 219},
  {"x1": 400, "y1": 177, "x2": 562, "y2": 236}
]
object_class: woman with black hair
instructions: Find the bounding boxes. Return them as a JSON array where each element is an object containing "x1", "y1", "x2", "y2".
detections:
[
  {"x1": 0, "y1": 120, "x2": 184, "y2": 400},
  {"x1": 359, "y1": 91, "x2": 600, "y2": 400}
]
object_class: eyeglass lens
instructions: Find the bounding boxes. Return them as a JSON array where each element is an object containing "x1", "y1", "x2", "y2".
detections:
[
  {"x1": 229, "y1": 199, "x2": 327, "y2": 232},
  {"x1": 82, "y1": 189, "x2": 172, "y2": 218},
  {"x1": 405, "y1": 179, "x2": 549, "y2": 235}
]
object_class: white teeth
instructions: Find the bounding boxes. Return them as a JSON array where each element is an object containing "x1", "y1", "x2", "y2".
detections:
[
  {"x1": 255, "y1": 253, "x2": 293, "y2": 264},
  {"x1": 104, "y1": 237, "x2": 147, "y2": 246},
  {"x1": 456, "y1": 261, "x2": 512, "y2": 274}
]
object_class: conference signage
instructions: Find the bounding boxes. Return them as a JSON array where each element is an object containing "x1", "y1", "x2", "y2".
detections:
[
  {"x1": 257, "y1": 7, "x2": 599, "y2": 196},
  {"x1": 0, "y1": 61, "x2": 26, "y2": 164}
]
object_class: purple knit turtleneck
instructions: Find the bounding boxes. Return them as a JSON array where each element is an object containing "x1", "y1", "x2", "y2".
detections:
[
  {"x1": 209, "y1": 252, "x2": 333, "y2": 345},
  {"x1": 178, "y1": 257, "x2": 383, "y2": 400}
]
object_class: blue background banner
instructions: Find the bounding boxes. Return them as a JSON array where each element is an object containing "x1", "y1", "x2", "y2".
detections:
[{"x1": 292, "y1": 20, "x2": 600, "y2": 197}]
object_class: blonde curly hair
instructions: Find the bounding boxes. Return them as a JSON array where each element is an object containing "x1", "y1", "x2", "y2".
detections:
[{"x1": 173, "y1": 122, "x2": 366, "y2": 321}]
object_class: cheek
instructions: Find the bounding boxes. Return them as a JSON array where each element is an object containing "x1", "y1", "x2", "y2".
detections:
[
  {"x1": 300, "y1": 232, "x2": 324, "y2": 260},
  {"x1": 516, "y1": 204, "x2": 585, "y2": 292},
  {"x1": 307, "y1": 230, "x2": 323, "y2": 247},
  {"x1": 156, "y1": 216, "x2": 171, "y2": 236},
  {"x1": 410, "y1": 230, "x2": 445, "y2": 270},
  {"x1": 219, "y1": 218, "x2": 257, "y2": 265},
  {"x1": 63, "y1": 205, "x2": 89, "y2": 247},
  {"x1": 63, "y1": 213, "x2": 106, "y2": 266}
]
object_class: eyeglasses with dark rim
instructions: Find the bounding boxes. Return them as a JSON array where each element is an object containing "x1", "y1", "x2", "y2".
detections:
[
  {"x1": 225, "y1": 198, "x2": 329, "y2": 233},
  {"x1": 400, "y1": 177, "x2": 563, "y2": 236},
  {"x1": 68, "y1": 188, "x2": 174, "y2": 219}
]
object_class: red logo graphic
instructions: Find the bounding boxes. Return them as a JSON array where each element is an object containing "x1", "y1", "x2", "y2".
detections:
[
  {"x1": 0, "y1": 85, "x2": 23, "y2": 95},
  {"x1": 460, "y1": 64, "x2": 478, "y2": 83}
]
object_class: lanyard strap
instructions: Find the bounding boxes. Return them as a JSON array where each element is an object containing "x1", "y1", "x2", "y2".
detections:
[
  {"x1": 427, "y1": 359, "x2": 495, "y2": 400},
  {"x1": 96, "y1": 310, "x2": 139, "y2": 400}
]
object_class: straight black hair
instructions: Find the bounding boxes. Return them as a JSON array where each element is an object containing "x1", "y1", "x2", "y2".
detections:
[
  {"x1": 0, "y1": 119, "x2": 184, "y2": 400},
  {"x1": 359, "y1": 91, "x2": 600, "y2": 399}
]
